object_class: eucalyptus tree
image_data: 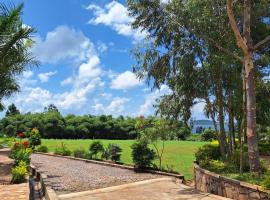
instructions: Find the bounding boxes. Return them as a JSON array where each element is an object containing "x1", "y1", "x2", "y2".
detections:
[
  {"x1": 0, "y1": 3, "x2": 37, "y2": 110},
  {"x1": 128, "y1": 0, "x2": 269, "y2": 171},
  {"x1": 226, "y1": 0, "x2": 270, "y2": 172}
]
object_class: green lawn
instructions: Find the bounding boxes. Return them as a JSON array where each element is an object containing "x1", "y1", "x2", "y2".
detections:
[{"x1": 41, "y1": 139, "x2": 207, "y2": 179}]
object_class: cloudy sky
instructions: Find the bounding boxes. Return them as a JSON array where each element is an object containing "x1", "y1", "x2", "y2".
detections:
[{"x1": 2, "y1": 0, "x2": 206, "y2": 119}]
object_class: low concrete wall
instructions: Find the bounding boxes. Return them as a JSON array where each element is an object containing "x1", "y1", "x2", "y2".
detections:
[
  {"x1": 29, "y1": 164, "x2": 58, "y2": 200},
  {"x1": 194, "y1": 163, "x2": 270, "y2": 200}
]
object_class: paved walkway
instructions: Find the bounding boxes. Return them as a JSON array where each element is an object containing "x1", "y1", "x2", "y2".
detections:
[
  {"x1": 0, "y1": 148, "x2": 29, "y2": 200},
  {"x1": 59, "y1": 178, "x2": 230, "y2": 200}
]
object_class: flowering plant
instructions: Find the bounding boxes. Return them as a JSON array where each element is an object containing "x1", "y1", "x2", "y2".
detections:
[{"x1": 17, "y1": 132, "x2": 24, "y2": 138}]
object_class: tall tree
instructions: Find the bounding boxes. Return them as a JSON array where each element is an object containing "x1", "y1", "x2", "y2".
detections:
[{"x1": 226, "y1": 0, "x2": 269, "y2": 172}]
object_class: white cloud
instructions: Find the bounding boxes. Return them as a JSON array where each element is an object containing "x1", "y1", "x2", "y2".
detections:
[
  {"x1": 38, "y1": 71, "x2": 57, "y2": 83},
  {"x1": 87, "y1": 1, "x2": 147, "y2": 41},
  {"x1": 61, "y1": 77, "x2": 73, "y2": 86},
  {"x1": 139, "y1": 85, "x2": 171, "y2": 116},
  {"x1": 23, "y1": 71, "x2": 34, "y2": 79},
  {"x1": 111, "y1": 71, "x2": 142, "y2": 90},
  {"x1": 32, "y1": 26, "x2": 95, "y2": 64},
  {"x1": 191, "y1": 101, "x2": 207, "y2": 120},
  {"x1": 93, "y1": 97, "x2": 130, "y2": 115}
]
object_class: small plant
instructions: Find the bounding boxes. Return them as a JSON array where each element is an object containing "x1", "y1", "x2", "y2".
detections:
[
  {"x1": 37, "y1": 145, "x2": 48, "y2": 153},
  {"x1": 102, "y1": 146, "x2": 110, "y2": 160},
  {"x1": 89, "y1": 141, "x2": 104, "y2": 159},
  {"x1": 11, "y1": 147, "x2": 32, "y2": 166},
  {"x1": 108, "y1": 143, "x2": 122, "y2": 162},
  {"x1": 11, "y1": 161, "x2": 28, "y2": 183},
  {"x1": 73, "y1": 148, "x2": 86, "y2": 158},
  {"x1": 28, "y1": 128, "x2": 41, "y2": 149},
  {"x1": 54, "y1": 142, "x2": 71, "y2": 156},
  {"x1": 131, "y1": 141, "x2": 156, "y2": 169}
]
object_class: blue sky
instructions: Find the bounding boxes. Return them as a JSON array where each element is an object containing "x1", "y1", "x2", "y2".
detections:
[{"x1": 3, "y1": 0, "x2": 206, "y2": 119}]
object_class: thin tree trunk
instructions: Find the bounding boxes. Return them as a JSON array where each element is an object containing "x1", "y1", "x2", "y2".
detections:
[{"x1": 216, "y1": 84, "x2": 227, "y2": 160}]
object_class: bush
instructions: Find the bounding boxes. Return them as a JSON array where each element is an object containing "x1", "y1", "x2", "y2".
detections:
[
  {"x1": 259, "y1": 143, "x2": 270, "y2": 156},
  {"x1": 37, "y1": 145, "x2": 48, "y2": 153},
  {"x1": 176, "y1": 126, "x2": 191, "y2": 140},
  {"x1": 54, "y1": 143, "x2": 71, "y2": 156},
  {"x1": 230, "y1": 149, "x2": 250, "y2": 172},
  {"x1": 102, "y1": 146, "x2": 110, "y2": 160},
  {"x1": 73, "y1": 148, "x2": 86, "y2": 158},
  {"x1": 131, "y1": 141, "x2": 156, "y2": 168},
  {"x1": 200, "y1": 159, "x2": 226, "y2": 173},
  {"x1": 28, "y1": 128, "x2": 41, "y2": 149},
  {"x1": 11, "y1": 161, "x2": 28, "y2": 183},
  {"x1": 108, "y1": 143, "x2": 122, "y2": 162},
  {"x1": 262, "y1": 176, "x2": 270, "y2": 190},
  {"x1": 11, "y1": 147, "x2": 32, "y2": 166},
  {"x1": 201, "y1": 129, "x2": 217, "y2": 141},
  {"x1": 89, "y1": 141, "x2": 104, "y2": 159},
  {"x1": 195, "y1": 144, "x2": 221, "y2": 163}
]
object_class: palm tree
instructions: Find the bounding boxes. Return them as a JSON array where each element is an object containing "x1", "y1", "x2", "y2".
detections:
[{"x1": 0, "y1": 3, "x2": 37, "y2": 110}]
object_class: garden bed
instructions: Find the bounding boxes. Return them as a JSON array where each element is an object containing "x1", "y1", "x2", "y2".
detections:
[{"x1": 31, "y1": 153, "x2": 183, "y2": 195}]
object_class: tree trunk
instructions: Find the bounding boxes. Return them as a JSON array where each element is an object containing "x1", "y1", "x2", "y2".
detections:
[
  {"x1": 216, "y1": 84, "x2": 227, "y2": 160},
  {"x1": 245, "y1": 54, "x2": 260, "y2": 172}
]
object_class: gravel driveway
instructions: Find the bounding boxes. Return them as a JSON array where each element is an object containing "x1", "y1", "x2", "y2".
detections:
[{"x1": 31, "y1": 154, "x2": 164, "y2": 194}]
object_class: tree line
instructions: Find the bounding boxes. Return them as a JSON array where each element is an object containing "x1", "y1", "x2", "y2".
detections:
[{"x1": 0, "y1": 104, "x2": 188, "y2": 140}]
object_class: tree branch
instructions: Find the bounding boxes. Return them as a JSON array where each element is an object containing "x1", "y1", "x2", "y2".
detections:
[
  {"x1": 227, "y1": 0, "x2": 248, "y2": 54},
  {"x1": 254, "y1": 35, "x2": 270, "y2": 51}
]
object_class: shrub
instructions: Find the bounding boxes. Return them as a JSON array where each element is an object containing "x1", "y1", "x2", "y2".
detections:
[
  {"x1": 54, "y1": 142, "x2": 71, "y2": 156},
  {"x1": 195, "y1": 144, "x2": 221, "y2": 163},
  {"x1": 28, "y1": 128, "x2": 41, "y2": 149},
  {"x1": 11, "y1": 161, "x2": 28, "y2": 183},
  {"x1": 201, "y1": 129, "x2": 217, "y2": 141},
  {"x1": 201, "y1": 159, "x2": 226, "y2": 173},
  {"x1": 89, "y1": 141, "x2": 104, "y2": 159},
  {"x1": 230, "y1": 149, "x2": 250, "y2": 172},
  {"x1": 73, "y1": 148, "x2": 86, "y2": 158},
  {"x1": 102, "y1": 146, "x2": 111, "y2": 160},
  {"x1": 108, "y1": 143, "x2": 122, "y2": 162},
  {"x1": 131, "y1": 141, "x2": 156, "y2": 168},
  {"x1": 11, "y1": 148, "x2": 32, "y2": 166},
  {"x1": 176, "y1": 126, "x2": 191, "y2": 140},
  {"x1": 37, "y1": 145, "x2": 48, "y2": 153},
  {"x1": 262, "y1": 176, "x2": 270, "y2": 190},
  {"x1": 259, "y1": 143, "x2": 270, "y2": 156}
]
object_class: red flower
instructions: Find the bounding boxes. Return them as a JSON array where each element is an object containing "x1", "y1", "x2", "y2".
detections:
[
  {"x1": 22, "y1": 141, "x2": 29, "y2": 148},
  {"x1": 18, "y1": 132, "x2": 24, "y2": 138}
]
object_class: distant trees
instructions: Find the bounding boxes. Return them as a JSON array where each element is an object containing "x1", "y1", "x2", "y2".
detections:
[{"x1": 6, "y1": 104, "x2": 20, "y2": 117}]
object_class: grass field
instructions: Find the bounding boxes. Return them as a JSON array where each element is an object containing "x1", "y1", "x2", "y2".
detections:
[{"x1": 41, "y1": 139, "x2": 207, "y2": 179}]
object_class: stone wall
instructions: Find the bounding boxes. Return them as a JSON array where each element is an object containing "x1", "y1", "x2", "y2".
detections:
[
  {"x1": 29, "y1": 164, "x2": 59, "y2": 200},
  {"x1": 194, "y1": 164, "x2": 270, "y2": 200}
]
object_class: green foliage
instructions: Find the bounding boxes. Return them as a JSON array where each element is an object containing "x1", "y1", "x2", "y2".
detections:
[
  {"x1": 11, "y1": 161, "x2": 28, "y2": 184},
  {"x1": 36, "y1": 145, "x2": 48, "y2": 153},
  {"x1": 186, "y1": 134, "x2": 201, "y2": 141},
  {"x1": 259, "y1": 142, "x2": 270, "y2": 156},
  {"x1": 200, "y1": 159, "x2": 226, "y2": 173},
  {"x1": 262, "y1": 176, "x2": 270, "y2": 190},
  {"x1": 28, "y1": 128, "x2": 41, "y2": 148},
  {"x1": 5, "y1": 104, "x2": 20, "y2": 117},
  {"x1": 89, "y1": 141, "x2": 104, "y2": 159},
  {"x1": 11, "y1": 147, "x2": 32, "y2": 166},
  {"x1": 131, "y1": 141, "x2": 156, "y2": 169},
  {"x1": 73, "y1": 148, "x2": 86, "y2": 158},
  {"x1": 108, "y1": 143, "x2": 122, "y2": 162},
  {"x1": 176, "y1": 126, "x2": 191, "y2": 140},
  {"x1": 201, "y1": 129, "x2": 217, "y2": 141},
  {"x1": 230, "y1": 149, "x2": 250, "y2": 172},
  {"x1": 54, "y1": 142, "x2": 71, "y2": 156},
  {"x1": 195, "y1": 144, "x2": 221, "y2": 162}
]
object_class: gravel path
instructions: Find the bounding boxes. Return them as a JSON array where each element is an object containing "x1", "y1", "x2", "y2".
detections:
[{"x1": 31, "y1": 154, "x2": 164, "y2": 194}]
